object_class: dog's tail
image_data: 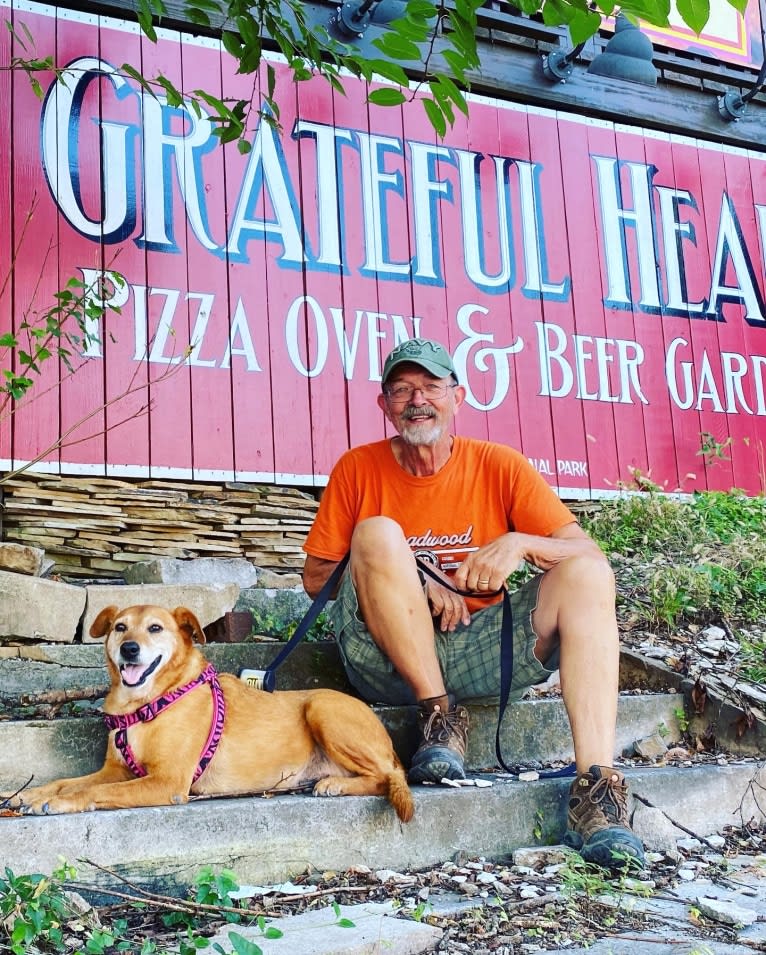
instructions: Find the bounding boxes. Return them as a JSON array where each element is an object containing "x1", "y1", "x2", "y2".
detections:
[{"x1": 387, "y1": 768, "x2": 415, "y2": 823}]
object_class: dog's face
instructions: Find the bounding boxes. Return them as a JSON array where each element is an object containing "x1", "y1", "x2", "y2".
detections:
[{"x1": 90, "y1": 605, "x2": 206, "y2": 691}]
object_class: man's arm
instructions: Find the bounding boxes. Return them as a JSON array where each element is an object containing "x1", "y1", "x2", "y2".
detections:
[
  {"x1": 453, "y1": 521, "x2": 606, "y2": 592},
  {"x1": 303, "y1": 554, "x2": 342, "y2": 599}
]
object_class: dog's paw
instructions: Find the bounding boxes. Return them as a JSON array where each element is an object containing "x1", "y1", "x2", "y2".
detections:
[
  {"x1": 21, "y1": 797, "x2": 93, "y2": 815},
  {"x1": 312, "y1": 778, "x2": 347, "y2": 798}
]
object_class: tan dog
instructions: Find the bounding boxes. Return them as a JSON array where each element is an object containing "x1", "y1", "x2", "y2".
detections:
[{"x1": 4, "y1": 604, "x2": 413, "y2": 822}]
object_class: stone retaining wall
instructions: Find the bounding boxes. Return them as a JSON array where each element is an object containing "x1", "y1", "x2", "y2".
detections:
[{"x1": 0, "y1": 473, "x2": 319, "y2": 579}]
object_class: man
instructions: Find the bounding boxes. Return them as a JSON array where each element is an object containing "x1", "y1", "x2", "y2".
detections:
[{"x1": 302, "y1": 337, "x2": 644, "y2": 871}]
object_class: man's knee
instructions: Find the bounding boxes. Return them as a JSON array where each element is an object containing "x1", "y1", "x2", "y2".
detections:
[
  {"x1": 545, "y1": 553, "x2": 615, "y2": 600},
  {"x1": 351, "y1": 516, "x2": 407, "y2": 564}
]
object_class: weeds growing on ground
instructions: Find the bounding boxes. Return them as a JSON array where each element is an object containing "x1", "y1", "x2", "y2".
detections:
[{"x1": 580, "y1": 490, "x2": 766, "y2": 683}]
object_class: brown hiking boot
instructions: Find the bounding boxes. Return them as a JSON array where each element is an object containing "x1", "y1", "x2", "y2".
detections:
[
  {"x1": 563, "y1": 765, "x2": 645, "y2": 871},
  {"x1": 407, "y1": 694, "x2": 469, "y2": 784}
]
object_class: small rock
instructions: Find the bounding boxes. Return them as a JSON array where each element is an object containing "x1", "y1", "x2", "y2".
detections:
[
  {"x1": 677, "y1": 869, "x2": 697, "y2": 881},
  {"x1": 459, "y1": 882, "x2": 481, "y2": 896},
  {"x1": 0, "y1": 543, "x2": 45, "y2": 576},
  {"x1": 374, "y1": 869, "x2": 416, "y2": 885},
  {"x1": 520, "y1": 886, "x2": 543, "y2": 899},
  {"x1": 677, "y1": 837, "x2": 703, "y2": 852},
  {"x1": 476, "y1": 872, "x2": 497, "y2": 885},
  {"x1": 512, "y1": 846, "x2": 569, "y2": 869},
  {"x1": 696, "y1": 895, "x2": 758, "y2": 926},
  {"x1": 703, "y1": 834, "x2": 727, "y2": 849},
  {"x1": 633, "y1": 733, "x2": 669, "y2": 760},
  {"x1": 518, "y1": 770, "x2": 540, "y2": 782},
  {"x1": 699, "y1": 625, "x2": 726, "y2": 641}
]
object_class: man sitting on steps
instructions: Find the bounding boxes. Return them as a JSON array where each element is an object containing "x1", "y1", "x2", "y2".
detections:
[{"x1": 302, "y1": 337, "x2": 645, "y2": 872}]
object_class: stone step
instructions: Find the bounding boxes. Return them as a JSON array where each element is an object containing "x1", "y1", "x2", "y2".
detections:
[
  {"x1": 0, "y1": 690, "x2": 684, "y2": 793},
  {"x1": 0, "y1": 640, "x2": 690, "y2": 790},
  {"x1": 0, "y1": 640, "x2": 687, "y2": 792},
  {"x1": 2, "y1": 762, "x2": 764, "y2": 898}
]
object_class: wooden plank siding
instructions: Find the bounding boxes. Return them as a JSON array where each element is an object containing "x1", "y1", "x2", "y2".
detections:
[{"x1": 1, "y1": 1, "x2": 766, "y2": 496}]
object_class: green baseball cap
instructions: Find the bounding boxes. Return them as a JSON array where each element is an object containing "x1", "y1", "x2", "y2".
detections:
[{"x1": 382, "y1": 338, "x2": 457, "y2": 385}]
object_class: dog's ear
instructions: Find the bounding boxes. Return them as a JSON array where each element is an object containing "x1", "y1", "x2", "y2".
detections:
[
  {"x1": 90, "y1": 605, "x2": 120, "y2": 639},
  {"x1": 173, "y1": 607, "x2": 207, "y2": 644}
]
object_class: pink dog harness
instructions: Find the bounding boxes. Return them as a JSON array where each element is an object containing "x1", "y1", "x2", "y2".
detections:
[{"x1": 104, "y1": 663, "x2": 226, "y2": 783}]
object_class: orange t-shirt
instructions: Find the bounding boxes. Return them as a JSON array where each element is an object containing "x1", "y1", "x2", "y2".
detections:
[{"x1": 303, "y1": 436, "x2": 576, "y2": 613}]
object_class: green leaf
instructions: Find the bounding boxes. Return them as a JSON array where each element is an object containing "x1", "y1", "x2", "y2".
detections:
[
  {"x1": 441, "y1": 48, "x2": 469, "y2": 85},
  {"x1": 372, "y1": 31, "x2": 422, "y2": 62},
  {"x1": 186, "y1": 7, "x2": 212, "y2": 26},
  {"x1": 422, "y1": 96, "x2": 447, "y2": 137},
  {"x1": 119, "y1": 62, "x2": 157, "y2": 98},
  {"x1": 237, "y1": 138, "x2": 252, "y2": 154},
  {"x1": 222, "y1": 30, "x2": 243, "y2": 58},
  {"x1": 568, "y1": 6, "x2": 603, "y2": 44},
  {"x1": 390, "y1": 16, "x2": 431, "y2": 42},
  {"x1": 404, "y1": 0, "x2": 439, "y2": 18},
  {"x1": 337, "y1": 918, "x2": 356, "y2": 928},
  {"x1": 227, "y1": 931, "x2": 263, "y2": 955},
  {"x1": 0, "y1": 333, "x2": 17, "y2": 348},
  {"x1": 433, "y1": 72, "x2": 468, "y2": 116},
  {"x1": 137, "y1": 0, "x2": 158, "y2": 42},
  {"x1": 675, "y1": 0, "x2": 710, "y2": 34},
  {"x1": 619, "y1": 0, "x2": 671, "y2": 27},
  {"x1": 368, "y1": 86, "x2": 407, "y2": 106},
  {"x1": 725, "y1": 0, "x2": 748, "y2": 14},
  {"x1": 366, "y1": 58, "x2": 410, "y2": 87}
]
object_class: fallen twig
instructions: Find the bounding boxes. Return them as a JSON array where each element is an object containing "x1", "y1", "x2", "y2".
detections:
[
  {"x1": 77, "y1": 859, "x2": 369, "y2": 916},
  {"x1": 19, "y1": 686, "x2": 108, "y2": 706},
  {"x1": 631, "y1": 793, "x2": 724, "y2": 852}
]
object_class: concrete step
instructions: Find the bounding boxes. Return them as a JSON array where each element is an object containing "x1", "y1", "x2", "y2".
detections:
[
  {"x1": 2, "y1": 763, "x2": 764, "y2": 897},
  {"x1": 0, "y1": 691, "x2": 684, "y2": 793},
  {"x1": 0, "y1": 640, "x2": 689, "y2": 791}
]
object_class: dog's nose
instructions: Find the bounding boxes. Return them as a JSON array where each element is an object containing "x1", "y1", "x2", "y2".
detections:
[{"x1": 120, "y1": 641, "x2": 141, "y2": 662}]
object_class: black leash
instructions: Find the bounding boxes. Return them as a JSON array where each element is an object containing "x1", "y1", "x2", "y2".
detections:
[
  {"x1": 256, "y1": 551, "x2": 574, "y2": 778},
  {"x1": 257, "y1": 553, "x2": 349, "y2": 692},
  {"x1": 413, "y1": 559, "x2": 515, "y2": 773}
]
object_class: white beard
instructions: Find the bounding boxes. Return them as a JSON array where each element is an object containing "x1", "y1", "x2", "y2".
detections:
[{"x1": 399, "y1": 418, "x2": 444, "y2": 446}]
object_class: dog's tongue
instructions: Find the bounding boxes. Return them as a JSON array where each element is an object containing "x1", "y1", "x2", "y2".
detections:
[{"x1": 121, "y1": 664, "x2": 147, "y2": 686}]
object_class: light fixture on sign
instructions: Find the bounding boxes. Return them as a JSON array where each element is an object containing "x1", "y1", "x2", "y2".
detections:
[
  {"x1": 718, "y1": 59, "x2": 766, "y2": 121},
  {"x1": 542, "y1": 41, "x2": 587, "y2": 82},
  {"x1": 331, "y1": 0, "x2": 406, "y2": 38},
  {"x1": 542, "y1": 13, "x2": 657, "y2": 86},
  {"x1": 587, "y1": 14, "x2": 658, "y2": 86}
]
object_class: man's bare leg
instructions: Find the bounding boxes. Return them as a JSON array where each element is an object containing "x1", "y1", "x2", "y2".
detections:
[
  {"x1": 532, "y1": 554, "x2": 644, "y2": 871},
  {"x1": 350, "y1": 515, "x2": 445, "y2": 700},
  {"x1": 531, "y1": 553, "x2": 618, "y2": 773},
  {"x1": 350, "y1": 516, "x2": 468, "y2": 782}
]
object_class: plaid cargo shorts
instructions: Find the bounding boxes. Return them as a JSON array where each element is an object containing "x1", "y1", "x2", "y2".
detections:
[{"x1": 328, "y1": 570, "x2": 559, "y2": 705}]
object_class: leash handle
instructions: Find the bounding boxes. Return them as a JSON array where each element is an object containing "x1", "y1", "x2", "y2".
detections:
[{"x1": 261, "y1": 553, "x2": 350, "y2": 692}]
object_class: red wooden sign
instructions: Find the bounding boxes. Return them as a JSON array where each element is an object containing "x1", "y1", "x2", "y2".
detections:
[{"x1": 2, "y1": 1, "x2": 766, "y2": 496}]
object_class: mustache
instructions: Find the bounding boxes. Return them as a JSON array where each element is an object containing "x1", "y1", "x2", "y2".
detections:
[{"x1": 401, "y1": 407, "x2": 437, "y2": 421}]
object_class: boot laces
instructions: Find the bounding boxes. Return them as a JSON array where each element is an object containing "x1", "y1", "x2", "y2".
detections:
[
  {"x1": 587, "y1": 773, "x2": 629, "y2": 826},
  {"x1": 423, "y1": 707, "x2": 465, "y2": 745}
]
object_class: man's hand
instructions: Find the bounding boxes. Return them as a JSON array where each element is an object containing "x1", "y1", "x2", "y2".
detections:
[
  {"x1": 453, "y1": 523, "x2": 604, "y2": 593},
  {"x1": 426, "y1": 577, "x2": 471, "y2": 632}
]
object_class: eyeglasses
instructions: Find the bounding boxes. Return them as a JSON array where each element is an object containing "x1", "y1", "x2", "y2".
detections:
[{"x1": 384, "y1": 382, "x2": 457, "y2": 403}]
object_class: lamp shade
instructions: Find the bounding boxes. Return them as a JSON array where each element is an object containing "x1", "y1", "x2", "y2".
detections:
[{"x1": 587, "y1": 14, "x2": 658, "y2": 87}]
